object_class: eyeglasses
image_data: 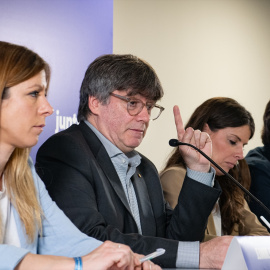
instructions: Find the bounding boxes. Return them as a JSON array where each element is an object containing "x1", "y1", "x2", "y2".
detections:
[{"x1": 110, "y1": 93, "x2": 165, "y2": 120}]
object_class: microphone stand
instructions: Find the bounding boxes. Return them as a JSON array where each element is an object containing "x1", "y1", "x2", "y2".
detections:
[{"x1": 169, "y1": 139, "x2": 270, "y2": 220}]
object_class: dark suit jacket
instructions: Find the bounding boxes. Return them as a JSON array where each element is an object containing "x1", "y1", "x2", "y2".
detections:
[
  {"x1": 36, "y1": 121, "x2": 221, "y2": 268},
  {"x1": 246, "y1": 144, "x2": 270, "y2": 232}
]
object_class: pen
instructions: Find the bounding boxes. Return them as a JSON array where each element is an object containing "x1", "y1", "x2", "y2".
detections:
[{"x1": 139, "y1": 248, "x2": 166, "y2": 263}]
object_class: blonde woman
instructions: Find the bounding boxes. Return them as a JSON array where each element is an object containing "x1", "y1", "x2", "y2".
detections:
[{"x1": 0, "y1": 41, "x2": 159, "y2": 270}]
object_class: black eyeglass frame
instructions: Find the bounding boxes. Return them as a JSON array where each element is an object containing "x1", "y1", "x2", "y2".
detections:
[{"x1": 110, "y1": 92, "x2": 165, "y2": 120}]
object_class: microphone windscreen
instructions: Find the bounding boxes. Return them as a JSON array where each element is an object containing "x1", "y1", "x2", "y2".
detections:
[{"x1": 169, "y1": 139, "x2": 180, "y2": 147}]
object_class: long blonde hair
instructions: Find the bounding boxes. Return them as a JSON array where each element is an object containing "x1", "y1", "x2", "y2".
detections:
[{"x1": 0, "y1": 41, "x2": 50, "y2": 242}]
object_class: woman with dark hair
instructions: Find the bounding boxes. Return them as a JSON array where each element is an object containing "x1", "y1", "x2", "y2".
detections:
[
  {"x1": 0, "y1": 41, "x2": 159, "y2": 270},
  {"x1": 246, "y1": 100, "x2": 270, "y2": 232},
  {"x1": 160, "y1": 97, "x2": 269, "y2": 240}
]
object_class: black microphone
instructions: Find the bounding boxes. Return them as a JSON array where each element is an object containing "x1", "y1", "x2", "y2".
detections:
[{"x1": 169, "y1": 138, "x2": 270, "y2": 219}]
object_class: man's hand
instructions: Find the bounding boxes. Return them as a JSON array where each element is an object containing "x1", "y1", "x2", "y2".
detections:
[
  {"x1": 199, "y1": 236, "x2": 233, "y2": 269},
  {"x1": 173, "y1": 105, "x2": 212, "y2": 172}
]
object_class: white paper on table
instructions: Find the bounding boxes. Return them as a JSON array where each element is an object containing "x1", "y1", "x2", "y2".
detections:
[{"x1": 222, "y1": 236, "x2": 270, "y2": 270}]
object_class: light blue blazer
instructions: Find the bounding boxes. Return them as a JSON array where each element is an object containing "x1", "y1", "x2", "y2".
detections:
[{"x1": 0, "y1": 159, "x2": 102, "y2": 270}]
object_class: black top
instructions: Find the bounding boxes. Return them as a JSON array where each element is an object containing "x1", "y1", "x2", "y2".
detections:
[{"x1": 246, "y1": 144, "x2": 270, "y2": 232}]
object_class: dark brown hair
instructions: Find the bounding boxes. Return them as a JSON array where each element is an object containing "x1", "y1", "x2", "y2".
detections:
[{"x1": 261, "y1": 100, "x2": 270, "y2": 145}]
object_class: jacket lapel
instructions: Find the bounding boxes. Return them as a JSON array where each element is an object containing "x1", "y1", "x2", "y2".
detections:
[
  {"x1": 132, "y1": 169, "x2": 156, "y2": 236},
  {"x1": 95, "y1": 147, "x2": 132, "y2": 214},
  {"x1": 78, "y1": 122, "x2": 132, "y2": 216},
  {"x1": 206, "y1": 213, "x2": 217, "y2": 236},
  {"x1": 12, "y1": 205, "x2": 37, "y2": 252}
]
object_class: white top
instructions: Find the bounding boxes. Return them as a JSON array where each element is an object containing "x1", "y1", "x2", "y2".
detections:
[{"x1": 0, "y1": 176, "x2": 20, "y2": 246}]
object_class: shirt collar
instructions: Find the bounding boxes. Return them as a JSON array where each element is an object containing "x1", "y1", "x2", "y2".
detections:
[{"x1": 84, "y1": 120, "x2": 141, "y2": 165}]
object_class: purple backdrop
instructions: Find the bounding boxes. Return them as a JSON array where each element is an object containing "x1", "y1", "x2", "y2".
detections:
[{"x1": 0, "y1": 0, "x2": 113, "y2": 162}]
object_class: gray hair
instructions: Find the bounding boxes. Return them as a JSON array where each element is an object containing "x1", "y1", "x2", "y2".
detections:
[{"x1": 77, "y1": 54, "x2": 164, "y2": 121}]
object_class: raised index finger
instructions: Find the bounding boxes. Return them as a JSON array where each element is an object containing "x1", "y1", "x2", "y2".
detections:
[{"x1": 173, "y1": 105, "x2": 185, "y2": 141}]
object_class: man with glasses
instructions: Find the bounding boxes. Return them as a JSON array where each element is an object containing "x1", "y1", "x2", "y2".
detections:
[{"x1": 36, "y1": 54, "x2": 232, "y2": 269}]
